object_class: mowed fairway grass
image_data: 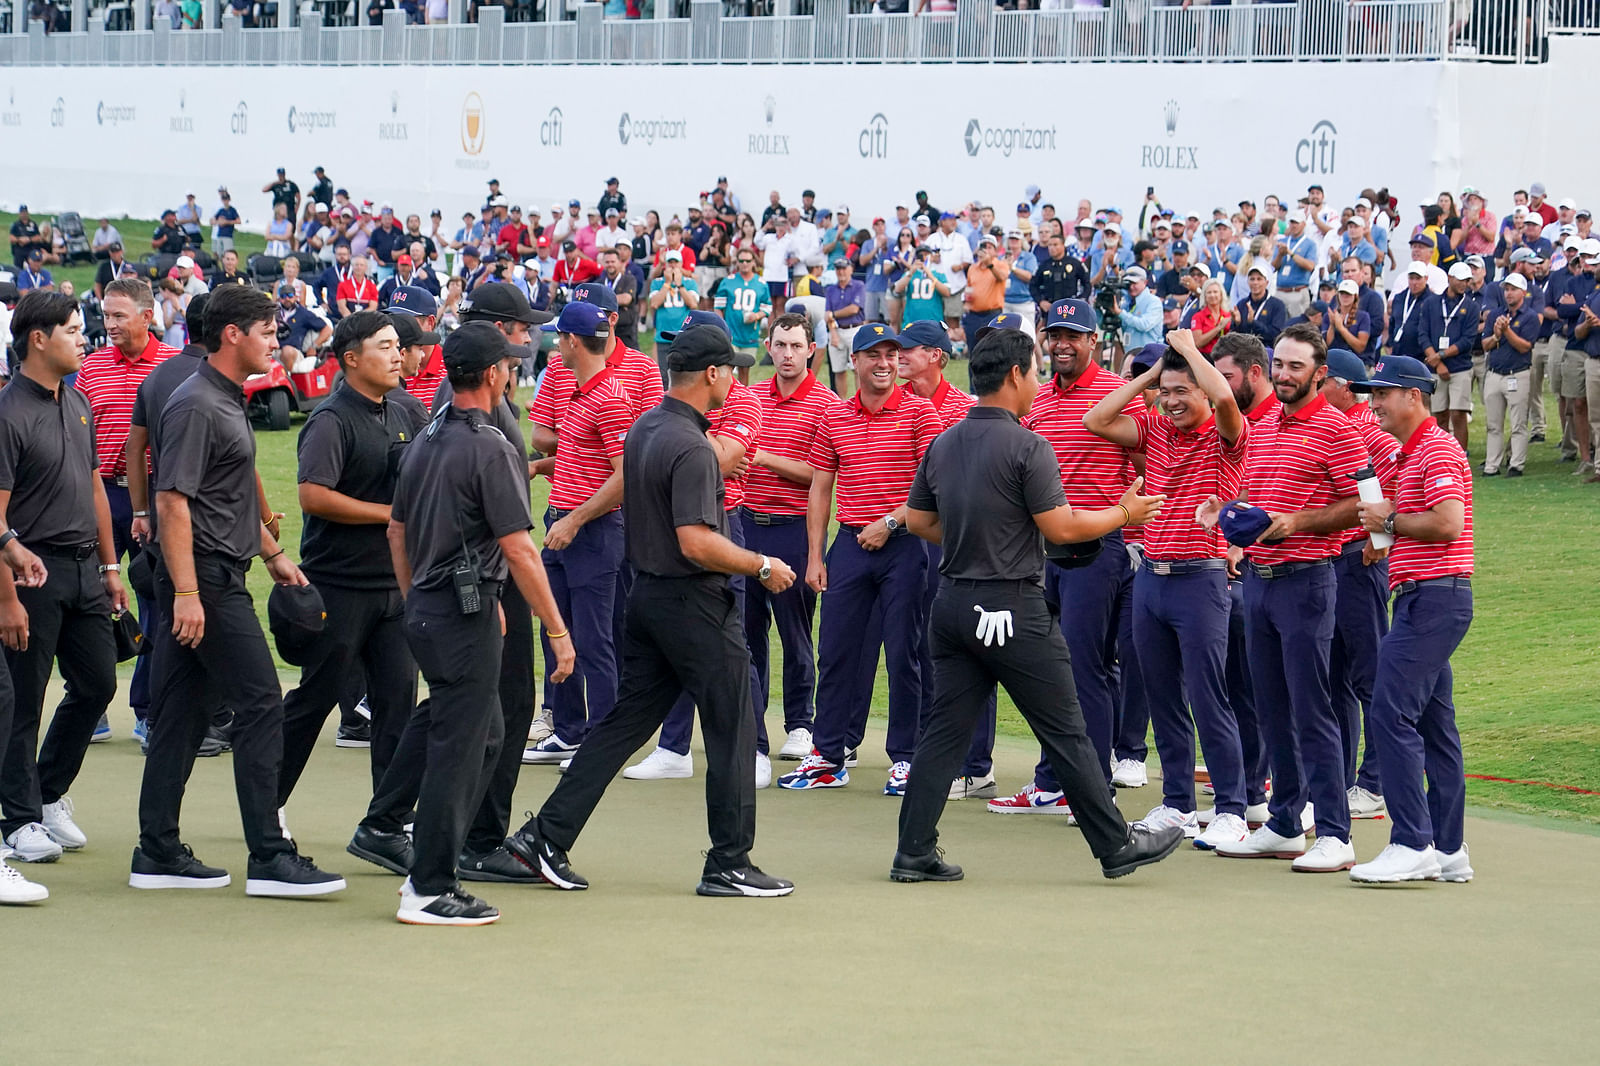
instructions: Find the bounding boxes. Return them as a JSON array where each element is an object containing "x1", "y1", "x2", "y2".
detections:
[{"x1": 6, "y1": 213, "x2": 1600, "y2": 1066}]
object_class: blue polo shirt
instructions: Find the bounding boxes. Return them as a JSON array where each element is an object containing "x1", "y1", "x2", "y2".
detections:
[
  {"x1": 1340, "y1": 235, "x2": 1378, "y2": 266},
  {"x1": 1488, "y1": 304, "x2": 1541, "y2": 374},
  {"x1": 213, "y1": 204, "x2": 239, "y2": 238},
  {"x1": 1276, "y1": 233, "x2": 1318, "y2": 290},
  {"x1": 1004, "y1": 251, "x2": 1037, "y2": 303},
  {"x1": 1536, "y1": 272, "x2": 1567, "y2": 340},
  {"x1": 1199, "y1": 242, "x2": 1242, "y2": 285},
  {"x1": 1556, "y1": 270, "x2": 1596, "y2": 349},
  {"x1": 1090, "y1": 246, "x2": 1132, "y2": 279},
  {"x1": 1584, "y1": 291, "x2": 1600, "y2": 357},
  {"x1": 1386, "y1": 288, "x2": 1440, "y2": 357},
  {"x1": 1436, "y1": 291, "x2": 1481, "y2": 372}
]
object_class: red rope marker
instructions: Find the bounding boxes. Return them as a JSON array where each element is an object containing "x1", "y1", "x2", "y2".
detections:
[{"x1": 1465, "y1": 774, "x2": 1600, "y2": 797}]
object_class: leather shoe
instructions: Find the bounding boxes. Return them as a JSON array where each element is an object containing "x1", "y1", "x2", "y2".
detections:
[
  {"x1": 889, "y1": 848, "x2": 964, "y2": 882},
  {"x1": 458, "y1": 845, "x2": 539, "y2": 883},
  {"x1": 346, "y1": 826, "x2": 413, "y2": 875},
  {"x1": 1100, "y1": 824, "x2": 1184, "y2": 879}
]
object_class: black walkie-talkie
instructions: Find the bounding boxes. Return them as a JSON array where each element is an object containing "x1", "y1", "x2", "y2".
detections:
[{"x1": 454, "y1": 530, "x2": 482, "y2": 615}]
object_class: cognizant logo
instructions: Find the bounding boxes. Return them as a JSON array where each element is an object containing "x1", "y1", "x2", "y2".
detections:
[
  {"x1": 617, "y1": 112, "x2": 687, "y2": 147},
  {"x1": 963, "y1": 119, "x2": 1057, "y2": 158},
  {"x1": 286, "y1": 106, "x2": 337, "y2": 134}
]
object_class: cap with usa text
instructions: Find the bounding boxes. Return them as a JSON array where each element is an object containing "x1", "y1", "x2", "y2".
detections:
[
  {"x1": 387, "y1": 285, "x2": 437, "y2": 317},
  {"x1": 1360, "y1": 355, "x2": 1436, "y2": 394},
  {"x1": 1044, "y1": 298, "x2": 1096, "y2": 332},
  {"x1": 569, "y1": 280, "x2": 619, "y2": 314}
]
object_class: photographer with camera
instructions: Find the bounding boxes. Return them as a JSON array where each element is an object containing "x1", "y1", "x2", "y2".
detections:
[{"x1": 1118, "y1": 267, "x2": 1164, "y2": 366}]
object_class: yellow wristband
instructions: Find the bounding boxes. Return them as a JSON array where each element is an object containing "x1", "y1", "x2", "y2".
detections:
[
  {"x1": 546, "y1": 628, "x2": 570, "y2": 640},
  {"x1": 174, "y1": 589, "x2": 199, "y2": 597},
  {"x1": 1116, "y1": 503, "x2": 1133, "y2": 526}
]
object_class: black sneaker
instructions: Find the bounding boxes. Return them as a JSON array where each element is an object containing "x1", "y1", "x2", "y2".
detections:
[
  {"x1": 1505, "y1": 467, "x2": 1525, "y2": 478},
  {"x1": 696, "y1": 865, "x2": 795, "y2": 897},
  {"x1": 347, "y1": 826, "x2": 413, "y2": 875},
  {"x1": 245, "y1": 851, "x2": 347, "y2": 897},
  {"x1": 503, "y1": 823, "x2": 588, "y2": 890},
  {"x1": 890, "y1": 848, "x2": 964, "y2": 883},
  {"x1": 196, "y1": 725, "x2": 231, "y2": 758},
  {"x1": 459, "y1": 845, "x2": 539, "y2": 883},
  {"x1": 335, "y1": 720, "x2": 372, "y2": 748},
  {"x1": 1100, "y1": 824, "x2": 1185, "y2": 879},
  {"x1": 129, "y1": 845, "x2": 232, "y2": 890},
  {"x1": 397, "y1": 880, "x2": 499, "y2": 926}
]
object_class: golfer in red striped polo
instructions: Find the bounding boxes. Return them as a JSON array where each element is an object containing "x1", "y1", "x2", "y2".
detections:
[
  {"x1": 1217, "y1": 323, "x2": 1369, "y2": 871},
  {"x1": 779, "y1": 323, "x2": 941, "y2": 795}
]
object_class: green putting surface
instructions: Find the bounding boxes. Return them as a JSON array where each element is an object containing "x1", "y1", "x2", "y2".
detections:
[{"x1": 11, "y1": 692, "x2": 1599, "y2": 1065}]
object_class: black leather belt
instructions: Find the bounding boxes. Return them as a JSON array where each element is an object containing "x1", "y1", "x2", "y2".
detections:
[
  {"x1": 1394, "y1": 575, "x2": 1471, "y2": 597},
  {"x1": 740, "y1": 508, "x2": 803, "y2": 527},
  {"x1": 38, "y1": 543, "x2": 99, "y2": 560},
  {"x1": 102, "y1": 475, "x2": 129, "y2": 488},
  {"x1": 839, "y1": 523, "x2": 910, "y2": 538},
  {"x1": 1142, "y1": 558, "x2": 1225, "y2": 576},
  {"x1": 1248, "y1": 557, "x2": 1333, "y2": 580},
  {"x1": 1278, "y1": 285, "x2": 1308, "y2": 292}
]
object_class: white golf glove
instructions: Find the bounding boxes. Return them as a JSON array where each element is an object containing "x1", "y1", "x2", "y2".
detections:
[{"x1": 972, "y1": 605, "x2": 1014, "y2": 648}]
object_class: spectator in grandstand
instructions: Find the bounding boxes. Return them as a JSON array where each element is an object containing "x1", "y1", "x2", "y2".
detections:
[
  {"x1": 151, "y1": 209, "x2": 187, "y2": 255},
  {"x1": 265, "y1": 203, "x2": 294, "y2": 258},
  {"x1": 91, "y1": 218, "x2": 121, "y2": 256},
  {"x1": 1000, "y1": 230, "x2": 1037, "y2": 334},
  {"x1": 594, "y1": 209, "x2": 627, "y2": 254},
  {"x1": 1119, "y1": 266, "x2": 1164, "y2": 355},
  {"x1": 336, "y1": 256, "x2": 379, "y2": 316},
  {"x1": 961, "y1": 237, "x2": 1009, "y2": 344},
  {"x1": 1457, "y1": 187, "x2": 1497, "y2": 260},
  {"x1": 757, "y1": 215, "x2": 797, "y2": 303},
  {"x1": 1327, "y1": 279, "x2": 1374, "y2": 357},
  {"x1": 1190, "y1": 277, "x2": 1233, "y2": 355},
  {"x1": 16, "y1": 248, "x2": 52, "y2": 293},
  {"x1": 598, "y1": 177, "x2": 627, "y2": 220},
  {"x1": 275, "y1": 284, "x2": 331, "y2": 373},
  {"x1": 93, "y1": 243, "x2": 128, "y2": 299},
  {"x1": 1234, "y1": 264, "x2": 1286, "y2": 346},
  {"x1": 652, "y1": 222, "x2": 697, "y2": 280},
  {"x1": 212, "y1": 249, "x2": 248, "y2": 290},
  {"x1": 497, "y1": 206, "x2": 535, "y2": 260},
  {"x1": 554, "y1": 240, "x2": 600, "y2": 291}
]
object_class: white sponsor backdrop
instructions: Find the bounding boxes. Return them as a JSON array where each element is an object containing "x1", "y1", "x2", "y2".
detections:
[{"x1": 0, "y1": 56, "x2": 1583, "y2": 230}]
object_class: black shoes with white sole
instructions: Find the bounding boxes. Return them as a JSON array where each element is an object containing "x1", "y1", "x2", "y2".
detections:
[
  {"x1": 503, "y1": 825, "x2": 589, "y2": 890},
  {"x1": 346, "y1": 827, "x2": 414, "y2": 875},
  {"x1": 244, "y1": 852, "x2": 346, "y2": 897},
  {"x1": 128, "y1": 845, "x2": 232, "y2": 890},
  {"x1": 696, "y1": 866, "x2": 795, "y2": 897},
  {"x1": 397, "y1": 879, "x2": 500, "y2": 926}
]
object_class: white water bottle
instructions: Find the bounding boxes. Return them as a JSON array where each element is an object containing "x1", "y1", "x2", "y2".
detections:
[{"x1": 1353, "y1": 466, "x2": 1394, "y2": 549}]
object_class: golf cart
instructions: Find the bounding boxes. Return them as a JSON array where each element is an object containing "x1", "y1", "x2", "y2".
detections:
[{"x1": 242, "y1": 352, "x2": 341, "y2": 430}]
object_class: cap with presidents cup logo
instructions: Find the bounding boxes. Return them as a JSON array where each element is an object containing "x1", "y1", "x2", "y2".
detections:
[
  {"x1": 387, "y1": 285, "x2": 438, "y2": 317},
  {"x1": 893, "y1": 319, "x2": 953, "y2": 354},
  {"x1": 666, "y1": 325, "x2": 755, "y2": 371},
  {"x1": 1219, "y1": 501, "x2": 1279, "y2": 548},
  {"x1": 1045, "y1": 298, "x2": 1096, "y2": 332},
  {"x1": 1361, "y1": 355, "x2": 1436, "y2": 393},
  {"x1": 442, "y1": 321, "x2": 513, "y2": 372},
  {"x1": 1131, "y1": 343, "x2": 1165, "y2": 374},
  {"x1": 1324, "y1": 348, "x2": 1369, "y2": 387},
  {"x1": 460, "y1": 282, "x2": 549, "y2": 325},
  {"x1": 1170, "y1": 239, "x2": 1190, "y2": 255},
  {"x1": 268, "y1": 584, "x2": 327, "y2": 667},
  {"x1": 852, "y1": 323, "x2": 897, "y2": 353},
  {"x1": 541, "y1": 301, "x2": 612, "y2": 338},
  {"x1": 659, "y1": 309, "x2": 729, "y2": 343},
  {"x1": 973, "y1": 312, "x2": 1025, "y2": 344},
  {"x1": 569, "y1": 280, "x2": 619, "y2": 314}
]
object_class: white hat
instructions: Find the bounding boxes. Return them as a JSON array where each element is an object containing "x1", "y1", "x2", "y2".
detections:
[
  {"x1": 1104, "y1": 221, "x2": 1121, "y2": 235},
  {"x1": 1346, "y1": 216, "x2": 1366, "y2": 230},
  {"x1": 1579, "y1": 237, "x2": 1600, "y2": 257},
  {"x1": 1504, "y1": 272, "x2": 1529, "y2": 291},
  {"x1": 1189, "y1": 262, "x2": 1212, "y2": 279},
  {"x1": 1447, "y1": 262, "x2": 1473, "y2": 280},
  {"x1": 1354, "y1": 197, "x2": 1373, "y2": 210},
  {"x1": 175, "y1": 254, "x2": 195, "y2": 269},
  {"x1": 1558, "y1": 197, "x2": 1577, "y2": 211},
  {"x1": 1337, "y1": 279, "x2": 1359, "y2": 296},
  {"x1": 1247, "y1": 264, "x2": 1269, "y2": 277},
  {"x1": 1563, "y1": 236, "x2": 1582, "y2": 251},
  {"x1": 1406, "y1": 262, "x2": 1428, "y2": 278},
  {"x1": 313, "y1": 202, "x2": 328, "y2": 212}
]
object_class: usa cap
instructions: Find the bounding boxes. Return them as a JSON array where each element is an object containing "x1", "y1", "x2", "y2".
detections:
[
  {"x1": 1360, "y1": 355, "x2": 1436, "y2": 394},
  {"x1": 569, "y1": 280, "x2": 619, "y2": 314},
  {"x1": 973, "y1": 312, "x2": 1025, "y2": 345},
  {"x1": 1044, "y1": 298, "x2": 1095, "y2": 333},
  {"x1": 659, "y1": 309, "x2": 729, "y2": 343},
  {"x1": 541, "y1": 301, "x2": 612, "y2": 338},
  {"x1": 441, "y1": 320, "x2": 513, "y2": 372},
  {"x1": 387, "y1": 285, "x2": 438, "y2": 317}
]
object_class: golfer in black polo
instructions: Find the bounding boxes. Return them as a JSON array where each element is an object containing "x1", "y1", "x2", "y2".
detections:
[
  {"x1": 891, "y1": 330, "x2": 1186, "y2": 883},
  {"x1": 276, "y1": 311, "x2": 421, "y2": 817},
  {"x1": 505, "y1": 325, "x2": 798, "y2": 898},
  {"x1": 134, "y1": 285, "x2": 345, "y2": 898},
  {"x1": 384, "y1": 322, "x2": 573, "y2": 926}
]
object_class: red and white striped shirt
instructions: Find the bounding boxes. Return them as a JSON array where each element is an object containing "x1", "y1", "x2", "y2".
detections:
[
  {"x1": 1242, "y1": 391, "x2": 1281, "y2": 482},
  {"x1": 547, "y1": 368, "x2": 631, "y2": 512},
  {"x1": 530, "y1": 344, "x2": 662, "y2": 429},
  {"x1": 75, "y1": 333, "x2": 180, "y2": 478},
  {"x1": 1132, "y1": 410, "x2": 1247, "y2": 560},
  {"x1": 907, "y1": 378, "x2": 976, "y2": 431},
  {"x1": 710, "y1": 380, "x2": 762, "y2": 511},
  {"x1": 1340, "y1": 400, "x2": 1403, "y2": 547},
  {"x1": 1024, "y1": 363, "x2": 1140, "y2": 511},
  {"x1": 808, "y1": 387, "x2": 941, "y2": 527},
  {"x1": 1387, "y1": 417, "x2": 1473, "y2": 588},
  {"x1": 1244, "y1": 394, "x2": 1367, "y2": 564},
  {"x1": 742, "y1": 373, "x2": 839, "y2": 516}
]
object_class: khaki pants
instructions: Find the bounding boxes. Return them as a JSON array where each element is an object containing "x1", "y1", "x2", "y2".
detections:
[
  {"x1": 1530, "y1": 336, "x2": 1560, "y2": 435},
  {"x1": 1484, "y1": 369, "x2": 1531, "y2": 474},
  {"x1": 1587, "y1": 358, "x2": 1600, "y2": 458},
  {"x1": 1471, "y1": 348, "x2": 1487, "y2": 404},
  {"x1": 1277, "y1": 287, "x2": 1310, "y2": 317}
]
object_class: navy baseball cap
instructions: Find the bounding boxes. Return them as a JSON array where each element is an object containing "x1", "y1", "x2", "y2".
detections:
[
  {"x1": 1310, "y1": 298, "x2": 1330, "y2": 314},
  {"x1": 568, "y1": 198, "x2": 581, "y2": 207},
  {"x1": 1219, "y1": 501, "x2": 1279, "y2": 548},
  {"x1": 973, "y1": 311, "x2": 1025, "y2": 344},
  {"x1": 938, "y1": 211, "x2": 956, "y2": 221},
  {"x1": 851, "y1": 323, "x2": 898, "y2": 353},
  {"x1": 541, "y1": 301, "x2": 612, "y2": 338},
  {"x1": 1044, "y1": 298, "x2": 1095, "y2": 333},
  {"x1": 390, "y1": 313, "x2": 441, "y2": 349},
  {"x1": 461, "y1": 282, "x2": 549, "y2": 325},
  {"x1": 1161, "y1": 296, "x2": 1181, "y2": 312},
  {"x1": 569, "y1": 280, "x2": 619, "y2": 314},
  {"x1": 659, "y1": 309, "x2": 729, "y2": 342},
  {"x1": 893, "y1": 319, "x2": 953, "y2": 354},
  {"x1": 1131, "y1": 343, "x2": 1166, "y2": 374},
  {"x1": 1171, "y1": 240, "x2": 1190, "y2": 255},
  {"x1": 1324, "y1": 348, "x2": 1369, "y2": 387},
  {"x1": 386, "y1": 285, "x2": 437, "y2": 317},
  {"x1": 1409, "y1": 232, "x2": 1435, "y2": 248},
  {"x1": 1361, "y1": 355, "x2": 1436, "y2": 394}
]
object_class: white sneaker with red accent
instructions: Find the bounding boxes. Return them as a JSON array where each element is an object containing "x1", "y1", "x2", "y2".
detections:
[
  {"x1": 1194, "y1": 812, "x2": 1249, "y2": 851},
  {"x1": 1216, "y1": 825, "x2": 1306, "y2": 859},
  {"x1": 1347, "y1": 786, "x2": 1387, "y2": 819},
  {"x1": 985, "y1": 784, "x2": 1071, "y2": 815},
  {"x1": 1133, "y1": 804, "x2": 1200, "y2": 839}
]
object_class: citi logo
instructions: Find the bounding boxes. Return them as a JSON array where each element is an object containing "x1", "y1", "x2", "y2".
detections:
[
  {"x1": 97, "y1": 101, "x2": 135, "y2": 127},
  {"x1": 858, "y1": 113, "x2": 888, "y2": 159},
  {"x1": 49, "y1": 97, "x2": 65, "y2": 127},
  {"x1": 1295, "y1": 119, "x2": 1337, "y2": 175},
  {"x1": 230, "y1": 101, "x2": 248, "y2": 135},
  {"x1": 539, "y1": 106, "x2": 563, "y2": 147}
]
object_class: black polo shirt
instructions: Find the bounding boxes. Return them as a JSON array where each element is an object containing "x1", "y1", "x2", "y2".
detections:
[
  {"x1": 152, "y1": 224, "x2": 186, "y2": 255},
  {"x1": 297, "y1": 383, "x2": 420, "y2": 590},
  {"x1": 433, "y1": 380, "x2": 530, "y2": 505},
  {"x1": 908, "y1": 406, "x2": 1066, "y2": 583},
  {"x1": 155, "y1": 361, "x2": 260, "y2": 563},
  {"x1": 386, "y1": 386, "x2": 430, "y2": 434},
  {"x1": 392, "y1": 404, "x2": 530, "y2": 594},
  {"x1": 0, "y1": 373, "x2": 99, "y2": 548},
  {"x1": 623, "y1": 396, "x2": 725, "y2": 579}
]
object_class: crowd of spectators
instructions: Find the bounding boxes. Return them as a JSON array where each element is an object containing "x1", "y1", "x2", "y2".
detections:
[{"x1": 5, "y1": 165, "x2": 1597, "y2": 479}]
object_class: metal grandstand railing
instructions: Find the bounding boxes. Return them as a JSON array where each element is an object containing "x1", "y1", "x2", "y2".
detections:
[{"x1": 0, "y1": 0, "x2": 1578, "y2": 65}]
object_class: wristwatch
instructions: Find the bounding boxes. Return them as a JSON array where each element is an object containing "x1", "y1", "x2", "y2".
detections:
[
  {"x1": 0, "y1": 529, "x2": 17, "y2": 551},
  {"x1": 1382, "y1": 511, "x2": 1398, "y2": 536},
  {"x1": 755, "y1": 555, "x2": 772, "y2": 581},
  {"x1": 99, "y1": 563, "x2": 121, "y2": 574},
  {"x1": 883, "y1": 514, "x2": 900, "y2": 532}
]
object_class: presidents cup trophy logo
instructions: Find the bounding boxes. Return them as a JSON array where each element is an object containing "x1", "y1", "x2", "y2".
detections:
[
  {"x1": 1141, "y1": 101, "x2": 1197, "y2": 171},
  {"x1": 1164, "y1": 99, "x2": 1179, "y2": 137},
  {"x1": 461, "y1": 92, "x2": 486, "y2": 156}
]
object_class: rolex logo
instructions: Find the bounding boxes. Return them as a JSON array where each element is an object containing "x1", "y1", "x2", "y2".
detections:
[
  {"x1": 1164, "y1": 99, "x2": 1179, "y2": 137},
  {"x1": 763, "y1": 95, "x2": 776, "y2": 126}
]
